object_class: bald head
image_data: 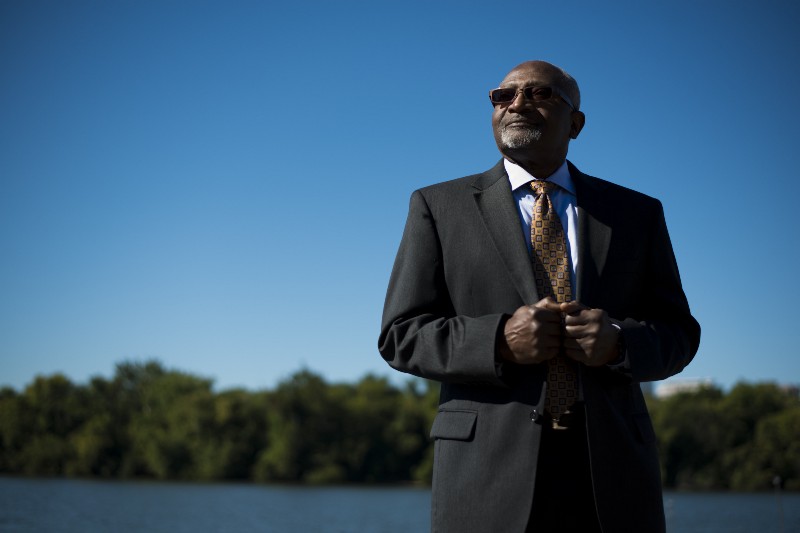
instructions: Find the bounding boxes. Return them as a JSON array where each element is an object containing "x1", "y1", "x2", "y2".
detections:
[{"x1": 505, "y1": 61, "x2": 581, "y2": 111}]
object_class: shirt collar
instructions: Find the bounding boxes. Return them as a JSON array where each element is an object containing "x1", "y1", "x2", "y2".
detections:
[{"x1": 504, "y1": 159, "x2": 575, "y2": 195}]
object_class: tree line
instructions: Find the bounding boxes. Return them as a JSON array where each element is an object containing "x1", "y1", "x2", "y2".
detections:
[{"x1": 0, "y1": 361, "x2": 797, "y2": 490}]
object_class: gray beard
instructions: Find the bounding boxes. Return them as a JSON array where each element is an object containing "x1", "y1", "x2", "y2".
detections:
[{"x1": 500, "y1": 126, "x2": 542, "y2": 149}]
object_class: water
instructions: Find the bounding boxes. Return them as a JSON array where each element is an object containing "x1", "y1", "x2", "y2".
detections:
[
  {"x1": 664, "y1": 491, "x2": 798, "y2": 533},
  {"x1": 0, "y1": 477, "x2": 797, "y2": 532}
]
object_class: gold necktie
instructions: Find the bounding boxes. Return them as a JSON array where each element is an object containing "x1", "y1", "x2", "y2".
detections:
[{"x1": 530, "y1": 180, "x2": 577, "y2": 428}]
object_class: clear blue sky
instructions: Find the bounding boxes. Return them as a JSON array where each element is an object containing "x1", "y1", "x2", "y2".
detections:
[{"x1": 2, "y1": 0, "x2": 799, "y2": 393}]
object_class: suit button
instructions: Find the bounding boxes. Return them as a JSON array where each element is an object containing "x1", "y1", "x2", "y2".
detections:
[{"x1": 530, "y1": 410, "x2": 540, "y2": 422}]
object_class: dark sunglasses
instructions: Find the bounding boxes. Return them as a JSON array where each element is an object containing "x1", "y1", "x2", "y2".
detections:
[{"x1": 488, "y1": 85, "x2": 575, "y2": 110}]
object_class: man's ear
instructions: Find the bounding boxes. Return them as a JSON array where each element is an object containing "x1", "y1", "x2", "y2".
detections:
[{"x1": 570, "y1": 111, "x2": 586, "y2": 139}]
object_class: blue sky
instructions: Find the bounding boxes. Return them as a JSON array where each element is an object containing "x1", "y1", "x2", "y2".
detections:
[{"x1": 1, "y1": 0, "x2": 798, "y2": 393}]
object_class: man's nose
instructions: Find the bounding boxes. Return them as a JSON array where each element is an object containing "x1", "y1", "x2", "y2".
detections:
[{"x1": 507, "y1": 90, "x2": 530, "y2": 112}]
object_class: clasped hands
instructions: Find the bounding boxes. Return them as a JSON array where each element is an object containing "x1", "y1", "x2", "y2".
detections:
[{"x1": 498, "y1": 297, "x2": 619, "y2": 367}]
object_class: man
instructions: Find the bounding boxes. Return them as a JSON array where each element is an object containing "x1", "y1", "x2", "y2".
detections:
[{"x1": 378, "y1": 60, "x2": 700, "y2": 532}]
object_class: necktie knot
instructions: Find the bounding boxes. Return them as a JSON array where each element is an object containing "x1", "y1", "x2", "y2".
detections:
[{"x1": 531, "y1": 180, "x2": 557, "y2": 196}]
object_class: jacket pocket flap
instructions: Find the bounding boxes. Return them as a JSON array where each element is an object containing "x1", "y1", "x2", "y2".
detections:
[{"x1": 430, "y1": 409, "x2": 477, "y2": 441}]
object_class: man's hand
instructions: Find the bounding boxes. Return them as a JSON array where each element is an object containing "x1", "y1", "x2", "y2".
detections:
[
  {"x1": 498, "y1": 298, "x2": 563, "y2": 364},
  {"x1": 560, "y1": 301, "x2": 620, "y2": 366}
]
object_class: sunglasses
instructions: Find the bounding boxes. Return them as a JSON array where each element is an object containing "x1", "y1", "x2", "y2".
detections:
[{"x1": 488, "y1": 85, "x2": 575, "y2": 111}]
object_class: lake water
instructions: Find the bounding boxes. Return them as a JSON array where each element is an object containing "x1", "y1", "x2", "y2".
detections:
[{"x1": 0, "y1": 477, "x2": 797, "y2": 532}]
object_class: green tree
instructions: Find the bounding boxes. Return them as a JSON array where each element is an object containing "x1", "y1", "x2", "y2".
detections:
[
  {"x1": 17, "y1": 374, "x2": 88, "y2": 475},
  {"x1": 253, "y1": 370, "x2": 341, "y2": 482},
  {"x1": 728, "y1": 406, "x2": 800, "y2": 490},
  {"x1": 193, "y1": 388, "x2": 269, "y2": 480},
  {"x1": 128, "y1": 368, "x2": 215, "y2": 480},
  {"x1": 410, "y1": 379, "x2": 439, "y2": 484},
  {"x1": 337, "y1": 374, "x2": 428, "y2": 482},
  {"x1": 650, "y1": 385, "x2": 726, "y2": 489},
  {"x1": 0, "y1": 387, "x2": 26, "y2": 472},
  {"x1": 650, "y1": 382, "x2": 800, "y2": 491}
]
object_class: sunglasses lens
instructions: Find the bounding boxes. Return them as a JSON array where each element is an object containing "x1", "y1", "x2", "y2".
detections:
[
  {"x1": 490, "y1": 88, "x2": 517, "y2": 104},
  {"x1": 525, "y1": 86, "x2": 553, "y2": 101}
]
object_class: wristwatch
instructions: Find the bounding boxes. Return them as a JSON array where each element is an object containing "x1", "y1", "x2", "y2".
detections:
[{"x1": 608, "y1": 323, "x2": 627, "y2": 367}]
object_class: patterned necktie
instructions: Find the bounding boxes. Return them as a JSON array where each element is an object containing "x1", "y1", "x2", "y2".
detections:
[{"x1": 530, "y1": 180, "x2": 577, "y2": 428}]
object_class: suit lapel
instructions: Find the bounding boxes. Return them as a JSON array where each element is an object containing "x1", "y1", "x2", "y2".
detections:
[
  {"x1": 472, "y1": 161, "x2": 539, "y2": 305},
  {"x1": 570, "y1": 163, "x2": 612, "y2": 303}
]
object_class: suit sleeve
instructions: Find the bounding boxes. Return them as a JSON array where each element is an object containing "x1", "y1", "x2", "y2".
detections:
[
  {"x1": 378, "y1": 190, "x2": 508, "y2": 386},
  {"x1": 616, "y1": 200, "x2": 701, "y2": 383}
]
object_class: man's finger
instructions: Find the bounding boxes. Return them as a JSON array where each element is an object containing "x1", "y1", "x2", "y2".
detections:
[
  {"x1": 560, "y1": 300, "x2": 588, "y2": 315},
  {"x1": 535, "y1": 297, "x2": 565, "y2": 312}
]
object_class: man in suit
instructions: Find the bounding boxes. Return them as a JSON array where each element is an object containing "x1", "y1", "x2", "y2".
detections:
[{"x1": 378, "y1": 60, "x2": 700, "y2": 532}]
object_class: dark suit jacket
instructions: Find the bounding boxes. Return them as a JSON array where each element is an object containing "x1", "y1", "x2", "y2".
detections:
[{"x1": 379, "y1": 160, "x2": 700, "y2": 533}]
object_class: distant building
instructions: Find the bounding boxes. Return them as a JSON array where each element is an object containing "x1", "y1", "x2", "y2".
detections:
[{"x1": 654, "y1": 378, "x2": 715, "y2": 399}]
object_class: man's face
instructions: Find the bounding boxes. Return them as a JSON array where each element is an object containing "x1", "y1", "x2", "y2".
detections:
[{"x1": 491, "y1": 63, "x2": 581, "y2": 162}]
